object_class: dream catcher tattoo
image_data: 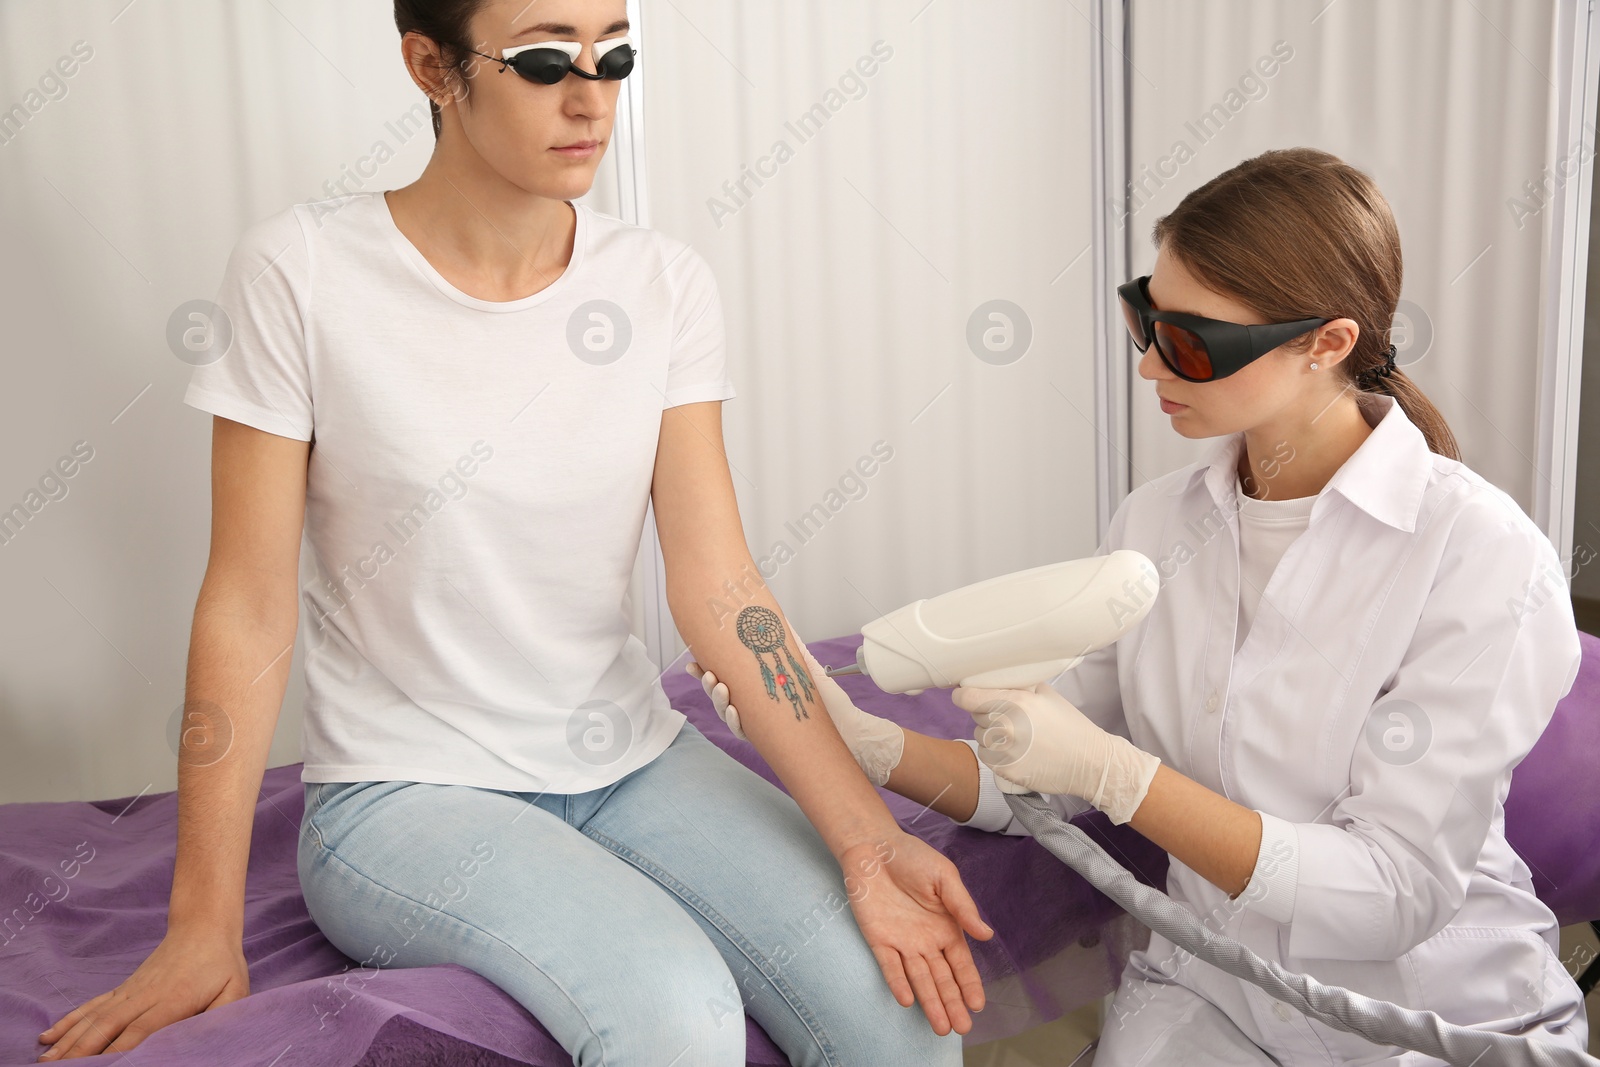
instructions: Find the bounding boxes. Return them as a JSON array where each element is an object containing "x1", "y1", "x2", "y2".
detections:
[{"x1": 735, "y1": 606, "x2": 815, "y2": 721}]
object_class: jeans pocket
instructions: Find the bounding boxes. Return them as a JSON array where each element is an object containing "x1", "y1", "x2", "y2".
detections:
[
  {"x1": 304, "y1": 781, "x2": 360, "y2": 851},
  {"x1": 301, "y1": 783, "x2": 327, "y2": 851},
  {"x1": 305, "y1": 780, "x2": 393, "y2": 855}
]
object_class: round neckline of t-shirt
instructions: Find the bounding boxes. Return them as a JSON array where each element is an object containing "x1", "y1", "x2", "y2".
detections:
[
  {"x1": 374, "y1": 189, "x2": 587, "y2": 313},
  {"x1": 1236, "y1": 479, "x2": 1318, "y2": 521}
]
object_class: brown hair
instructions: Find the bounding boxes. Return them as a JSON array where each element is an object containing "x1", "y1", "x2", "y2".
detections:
[
  {"x1": 394, "y1": 0, "x2": 487, "y2": 140},
  {"x1": 1151, "y1": 147, "x2": 1460, "y2": 461}
]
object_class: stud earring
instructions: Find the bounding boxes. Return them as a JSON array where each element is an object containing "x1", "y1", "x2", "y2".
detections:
[{"x1": 1309, "y1": 362, "x2": 1319, "y2": 370}]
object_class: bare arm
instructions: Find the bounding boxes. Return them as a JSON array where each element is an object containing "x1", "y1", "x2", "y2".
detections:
[
  {"x1": 652, "y1": 403, "x2": 917, "y2": 856},
  {"x1": 889, "y1": 734, "x2": 1261, "y2": 899},
  {"x1": 883, "y1": 731, "x2": 983, "y2": 824},
  {"x1": 1127, "y1": 766, "x2": 1262, "y2": 898},
  {"x1": 650, "y1": 401, "x2": 990, "y2": 1035},
  {"x1": 39, "y1": 416, "x2": 308, "y2": 1060},
  {"x1": 168, "y1": 416, "x2": 310, "y2": 935}
]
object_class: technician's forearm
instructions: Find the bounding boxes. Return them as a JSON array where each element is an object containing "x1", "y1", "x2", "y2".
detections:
[
  {"x1": 668, "y1": 569, "x2": 901, "y2": 860},
  {"x1": 884, "y1": 730, "x2": 982, "y2": 823},
  {"x1": 1126, "y1": 764, "x2": 1262, "y2": 898},
  {"x1": 168, "y1": 587, "x2": 296, "y2": 940}
]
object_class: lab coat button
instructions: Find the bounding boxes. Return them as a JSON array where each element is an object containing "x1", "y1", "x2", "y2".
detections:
[
  {"x1": 1204, "y1": 690, "x2": 1219, "y2": 712},
  {"x1": 1273, "y1": 1001, "x2": 1292, "y2": 1022}
]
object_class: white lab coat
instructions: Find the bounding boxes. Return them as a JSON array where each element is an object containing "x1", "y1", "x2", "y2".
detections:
[{"x1": 958, "y1": 393, "x2": 1590, "y2": 1064}]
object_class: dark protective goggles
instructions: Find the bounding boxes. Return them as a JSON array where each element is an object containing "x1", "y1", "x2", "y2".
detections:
[
  {"x1": 1117, "y1": 274, "x2": 1330, "y2": 382},
  {"x1": 466, "y1": 36, "x2": 636, "y2": 85}
]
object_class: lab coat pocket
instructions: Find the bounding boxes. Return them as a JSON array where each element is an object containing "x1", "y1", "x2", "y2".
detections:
[{"x1": 1407, "y1": 924, "x2": 1560, "y2": 1027}]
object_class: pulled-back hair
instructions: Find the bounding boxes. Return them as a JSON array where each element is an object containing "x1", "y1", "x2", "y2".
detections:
[
  {"x1": 394, "y1": 0, "x2": 487, "y2": 140},
  {"x1": 1152, "y1": 147, "x2": 1460, "y2": 460}
]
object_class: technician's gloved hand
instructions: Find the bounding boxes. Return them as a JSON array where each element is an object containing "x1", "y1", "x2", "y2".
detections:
[
  {"x1": 952, "y1": 682, "x2": 1161, "y2": 825},
  {"x1": 685, "y1": 640, "x2": 905, "y2": 786}
]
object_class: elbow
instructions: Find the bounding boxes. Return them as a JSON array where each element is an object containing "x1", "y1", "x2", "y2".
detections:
[
  {"x1": 667, "y1": 566, "x2": 763, "y2": 641},
  {"x1": 1289, "y1": 837, "x2": 1467, "y2": 962},
  {"x1": 1368, "y1": 843, "x2": 1468, "y2": 960},
  {"x1": 197, "y1": 572, "x2": 299, "y2": 643},
  {"x1": 665, "y1": 583, "x2": 725, "y2": 644},
  {"x1": 1381, "y1": 875, "x2": 1464, "y2": 960}
]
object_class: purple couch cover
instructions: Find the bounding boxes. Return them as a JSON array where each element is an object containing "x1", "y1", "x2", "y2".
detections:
[
  {"x1": 4, "y1": 629, "x2": 1593, "y2": 1065},
  {"x1": 1503, "y1": 629, "x2": 1600, "y2": 928},
  {"x1": 0, "y1": 634, "x2": 1165, "y2": 1066}
]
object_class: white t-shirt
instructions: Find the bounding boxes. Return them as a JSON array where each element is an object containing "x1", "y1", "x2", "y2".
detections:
[
  {"x1": 1233, "y1": 482, "x2": 1316, "y2": 649},
  {"x1": 183, "y1": 190, "x2": 736, "y2": 793}
]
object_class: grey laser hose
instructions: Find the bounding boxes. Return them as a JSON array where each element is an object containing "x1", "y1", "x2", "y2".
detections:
[{"x1": 1003, "y1": 791, "x2": 1599, "y2": 1067}]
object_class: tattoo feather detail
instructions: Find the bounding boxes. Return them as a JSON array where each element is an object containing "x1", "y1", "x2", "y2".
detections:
[{"x1": 734, "y1": 606, "x2": 813, "y2": 721}]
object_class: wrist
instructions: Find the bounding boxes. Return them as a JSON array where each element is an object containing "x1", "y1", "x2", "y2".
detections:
[
  {"x1": 1092, "y1": 734, "x2": 1161, "y2": 825},
  {"x1": 168, "y1": 882, "x2": 244, "y2": 940},
  {"x1": 953, "y1": 738, "x2": 1016, "y2": 827},
  {"x1": 823, "y1": 810, "x2": 903, "y2": 864},
  {"x1": 1059, "y1": 718, "x2": 1120, "y2": 802},
  {"x1": 825, "y1": 697, "x2": 904, "y2": 786},
  {"x1": 834, "y1": 829, "x2": 905, "y2": 888},
  {"x1": 854, "y1": 719, "x2": 905, "y2": 787},
  {"x1": 167, "y1": 908, "x2": 243, "y2": 942}
]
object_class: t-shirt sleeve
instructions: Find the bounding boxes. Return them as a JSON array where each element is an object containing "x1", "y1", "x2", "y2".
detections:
[
  {"x1": 181, "y1": 205, "x2": 314, "y2": 441},
  {"x1": 659, "y1": 240, "x2": 736, "y2": 410}
]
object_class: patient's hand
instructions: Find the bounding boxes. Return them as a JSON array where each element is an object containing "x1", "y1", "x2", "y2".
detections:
[
  {"x1": 37, "y1": 928, "x2": 250, "y2": 1059},
  {"x1": 838, "y1": 830, "x2": 991, "y2": 1036}
]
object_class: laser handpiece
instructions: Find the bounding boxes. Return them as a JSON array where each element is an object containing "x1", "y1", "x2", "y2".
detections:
[{"x1": 823, "y1": 549, "x2": 1160, "y2": 694}]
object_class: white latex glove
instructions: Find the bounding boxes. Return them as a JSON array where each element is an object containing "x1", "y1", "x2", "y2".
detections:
[
  {"x1": 685, "y1": 640, "x2": 905, "y2": 787},
  {"x1": 951, "y1": 681, "x2": 1161, "y2": 825}
]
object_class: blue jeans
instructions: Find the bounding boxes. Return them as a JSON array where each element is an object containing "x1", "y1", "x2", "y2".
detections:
[{"x1": 297, "y1": 718, "x2": 961, "y2": 1066}]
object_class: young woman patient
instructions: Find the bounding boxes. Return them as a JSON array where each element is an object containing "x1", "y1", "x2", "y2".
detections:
[
  {"x1": 36, "y1": 1, "x2": 991, "y2": 1062},
  {"x1": 692, "y1": 147, "x2": 1590, "y2": 1064}
]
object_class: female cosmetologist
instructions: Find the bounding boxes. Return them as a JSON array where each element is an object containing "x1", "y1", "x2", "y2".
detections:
[
  {"x1": 696, "y1": 148, "x2": 1590, "y2": 1064},
  {"x1": 35, "y1": 1, "x2": 993, "y2": 1063}
]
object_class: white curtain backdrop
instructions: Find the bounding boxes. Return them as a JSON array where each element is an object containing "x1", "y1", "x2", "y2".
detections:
[
  {"x1": 637, "y1": 0, "x2": 1102, "y2": 664},
  {"x1": 1123, "y1": 0, "x2": 1561, "y2": 515},
  {"x1": 3, "y1": 0, "x2": 1574, "y2": 806}
]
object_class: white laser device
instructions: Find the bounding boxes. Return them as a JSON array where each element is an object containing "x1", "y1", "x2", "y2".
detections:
[{"x1": 824, "y1": 549, "x2": 1160, "y2": 694}]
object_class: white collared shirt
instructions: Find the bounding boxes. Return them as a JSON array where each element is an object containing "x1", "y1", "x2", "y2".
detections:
[{"x1": 958, "y1": 393, "x2": 1586, "y2": 1060}]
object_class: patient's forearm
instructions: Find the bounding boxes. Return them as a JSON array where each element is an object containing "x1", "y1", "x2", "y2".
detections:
[
  {"x1": 669, "y1": 571, "x2": 901, "y2": 860},
  {"x1": 168, "y1": 589, "x2": 296, "y2": 940},
  {"x1": 884, "y1": 730, "x2": 982, "y2": 823}
]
